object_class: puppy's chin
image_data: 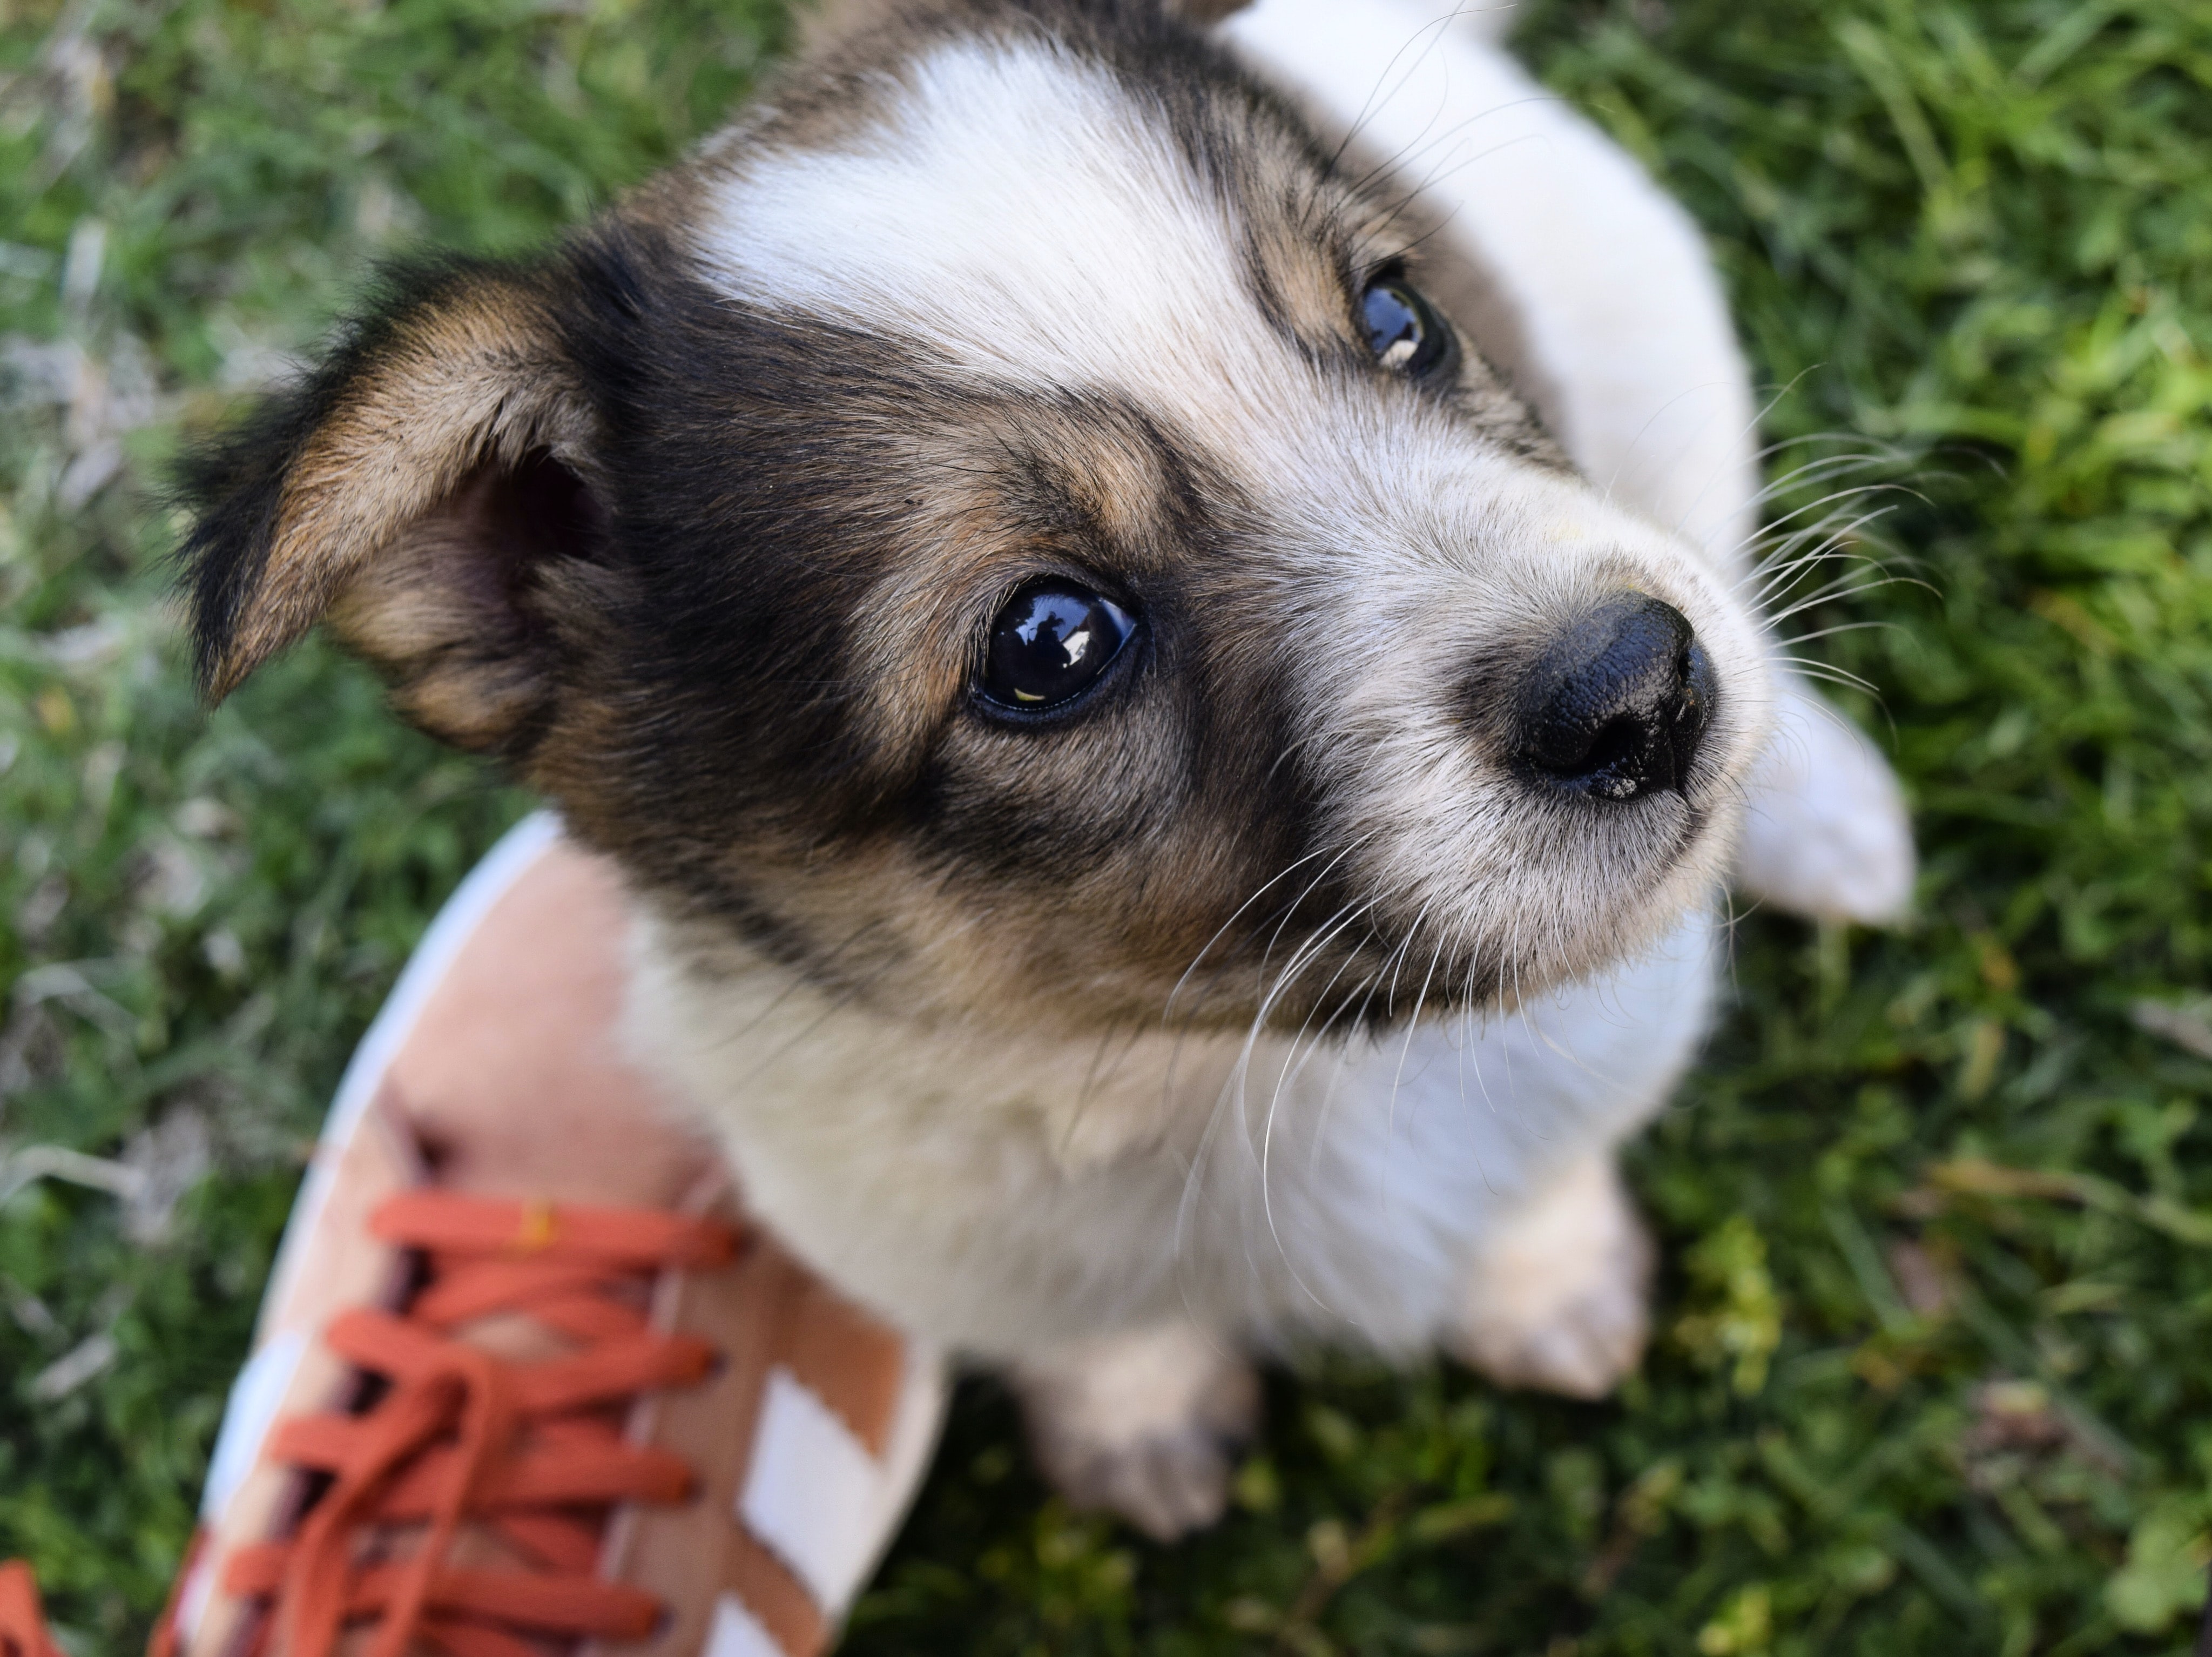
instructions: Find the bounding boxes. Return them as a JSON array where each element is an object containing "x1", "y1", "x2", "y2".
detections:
[
  {"x1": 1317, "y1": 803, "x2": 1748, "y2": 1033},
  {"x1": 1490, "y1": 790, "x2": 1746, "y2": 1007},
  {"x1": 621, "y1": 762, "x2": 1748, "y2": 1050}
]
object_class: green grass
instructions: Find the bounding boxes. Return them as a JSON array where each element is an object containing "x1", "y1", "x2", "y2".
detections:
[{"x1": 3, "y1": 0, "x2": 2210, "y2": 1651}]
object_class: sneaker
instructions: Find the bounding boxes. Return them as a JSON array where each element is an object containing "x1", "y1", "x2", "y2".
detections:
[{"x1": 151, "y1": 813, "x2": 946, "y2": 1657}]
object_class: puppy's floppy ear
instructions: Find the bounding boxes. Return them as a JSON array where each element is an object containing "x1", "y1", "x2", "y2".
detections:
[
  {"x1": 179, "y1": 255, "x2": 606, "y2": 755},
  {"x1": 1164, "y1": 0, "x2": 1255, "y2": 20}
]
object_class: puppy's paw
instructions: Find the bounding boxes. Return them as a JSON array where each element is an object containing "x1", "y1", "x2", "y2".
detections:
[
  {"x1": 1735, "y1": 673, "x2": 1915, "y2": 924},
  {"x1": 1013, "y1": 1324, "x2": 1258, "y2": 1542},
  {"x1": 1448, "y1": 1156, "x2": 1653, "y2": 1399}
]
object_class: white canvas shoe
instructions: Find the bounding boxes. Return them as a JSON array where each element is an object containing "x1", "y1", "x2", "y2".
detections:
[{"x1": 145, "y1": 814, "x2": 945, "y2": 1657}]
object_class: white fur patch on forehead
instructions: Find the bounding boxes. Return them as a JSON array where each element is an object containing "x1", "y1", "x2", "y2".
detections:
[{"x1": 696, "y1": 38, "x2": 1284, "y2": 410}]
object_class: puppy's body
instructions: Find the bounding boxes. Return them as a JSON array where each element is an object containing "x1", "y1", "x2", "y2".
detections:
[
  {"x1": 631, "y1": 0, "x2": 1745, "y2": 1375},
  {"x1": 184, "y1": 0, "x2": 1913, "y2": 1537},
  {"x1": 632, "y1": 0, "x2": 1881, "y2": 1366}
]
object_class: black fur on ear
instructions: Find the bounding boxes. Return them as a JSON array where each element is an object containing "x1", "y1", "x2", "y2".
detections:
[{"x1": 172, "y1": 251, "x2": 612, "y2": 753}]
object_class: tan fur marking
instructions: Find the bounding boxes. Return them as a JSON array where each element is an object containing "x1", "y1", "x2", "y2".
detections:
[{"x1": 211, "y1": 285, "x2": 594, "y2": 703}]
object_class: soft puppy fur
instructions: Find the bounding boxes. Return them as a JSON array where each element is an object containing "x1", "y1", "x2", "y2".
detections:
[{"x1": 181, "y1": 0, "x2": 1914, "y2": 1539}]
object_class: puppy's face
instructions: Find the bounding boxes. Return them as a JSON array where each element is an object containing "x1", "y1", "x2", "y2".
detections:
[{"x1": 186, "y1": 0, "x2": 1769, "y2": 1038}]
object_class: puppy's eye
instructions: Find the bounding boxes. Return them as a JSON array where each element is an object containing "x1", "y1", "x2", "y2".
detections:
[
  {"x1": 1361, "y1": 278, "x2": 1452, "y2": 378},
  {"x1": 981, "y1": 581, "x2": 1136, "y2": 713}
]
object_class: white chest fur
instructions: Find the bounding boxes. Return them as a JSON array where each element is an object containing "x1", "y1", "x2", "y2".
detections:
[{"x1": 629, "y1": 907, "x2": 1717, "y2": 1357}]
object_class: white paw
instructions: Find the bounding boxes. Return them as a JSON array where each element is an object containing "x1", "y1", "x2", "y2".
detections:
[
  {"x1": 1012, "y1": 1324, "x2": 1258, "y2": 1542},
  {"x1": 1734, "y1": 671, "x2": 1915, "y2": 924},
  {"x1": 1449, "y1": 1157, "x2": 1654, "y2": 1399}
]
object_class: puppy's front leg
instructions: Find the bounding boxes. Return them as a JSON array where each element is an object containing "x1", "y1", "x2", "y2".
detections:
[
  {"x1": 1448, "y1": 1155, "x2": 1655, "y2": 1399},
  {"x1": 1735, "y1": 669, "x2": 1916, "y2": 924},
  {"x1": 1012, "y1": 1323, "x2": 1259, "y2": 1541}
]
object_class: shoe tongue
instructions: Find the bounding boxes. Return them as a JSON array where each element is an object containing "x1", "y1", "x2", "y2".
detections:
[{"x1": 381, "y1": 840, "x2": 723, "y2": 1213}]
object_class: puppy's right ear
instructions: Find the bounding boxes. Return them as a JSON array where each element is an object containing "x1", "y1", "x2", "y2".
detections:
[{"x1": 179, "y1": 256, "x2": 609, "y2": 755}]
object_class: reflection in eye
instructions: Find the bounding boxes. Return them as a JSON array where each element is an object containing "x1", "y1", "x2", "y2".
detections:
[
  {"x1": 1361, "y1": 278, "x2": 1452, "y2": 378},
  {"x1": 982, "y1": 582, "x2": 1136, "y2": 712}
]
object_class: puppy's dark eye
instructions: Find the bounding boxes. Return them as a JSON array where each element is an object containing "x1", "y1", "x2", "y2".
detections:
[
  {"x1": 981, "y1": 581, "x2": 1136, "y2": 713},
  {"x1": 1362, "y1": 278, "x2": 1452, "y2": 378}
]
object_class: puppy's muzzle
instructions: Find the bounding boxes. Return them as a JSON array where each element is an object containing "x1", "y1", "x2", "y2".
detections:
[{"x1": 1516, "y1": 594, "x2": 1716, "y2": 802}]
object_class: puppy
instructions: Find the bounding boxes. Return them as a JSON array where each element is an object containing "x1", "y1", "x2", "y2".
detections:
[{"x1": 181, "y1": 0, "x2": 1913, "y2": 1539}]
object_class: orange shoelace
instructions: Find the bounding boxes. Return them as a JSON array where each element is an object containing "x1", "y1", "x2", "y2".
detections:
[
  {"x1": 0, "y1": 1561, "x2": 62, "y2": 1657},
  {"x1": 212, "y1": 1191, "x2": 740, "y2": 1657}
]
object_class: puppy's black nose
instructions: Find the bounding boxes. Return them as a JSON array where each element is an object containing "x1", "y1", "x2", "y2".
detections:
[{"x1": 1516, "y1": 594, "x2": 1716, "y2": 801}]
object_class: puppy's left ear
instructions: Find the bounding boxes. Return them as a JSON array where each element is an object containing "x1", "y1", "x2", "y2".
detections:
[{"x1": 179, "y1": 256, "x2": 607, "y2": 756}]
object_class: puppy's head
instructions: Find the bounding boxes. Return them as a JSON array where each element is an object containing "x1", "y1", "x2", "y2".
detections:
[{"x1": 185, "y1": 0, "x2": 1769, "y2": 1038}]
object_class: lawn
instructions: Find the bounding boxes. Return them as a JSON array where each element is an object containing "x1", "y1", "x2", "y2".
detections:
[{"x1": 4, "y1": 0, "x2": 2211, "y2": 1651}]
